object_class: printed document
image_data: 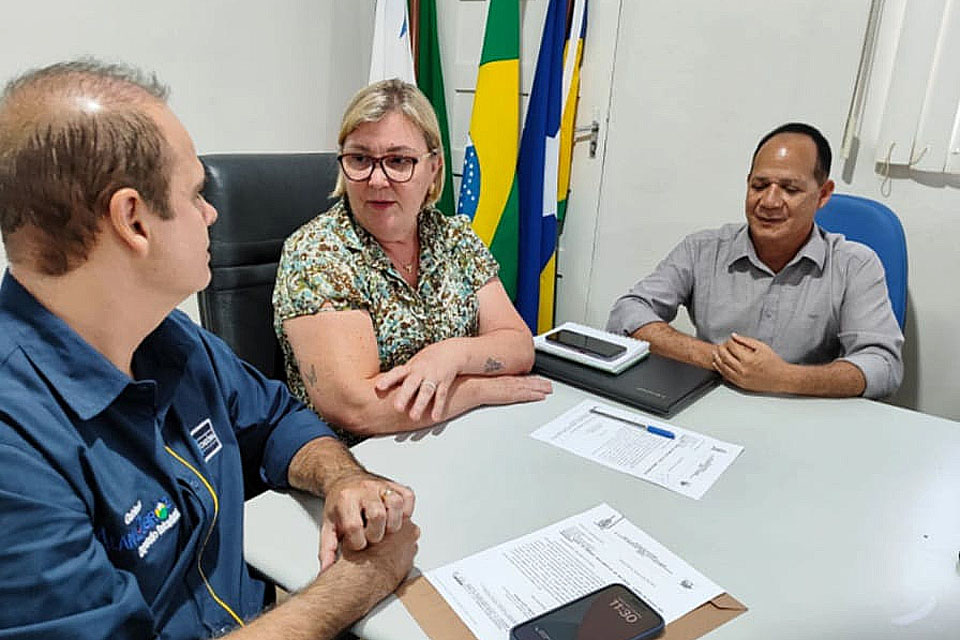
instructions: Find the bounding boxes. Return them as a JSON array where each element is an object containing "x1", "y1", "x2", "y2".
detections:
[
  {"x1": 531, "y1": 400, "x2": 743, "y2": 500},
  {"x1": 426, "y1": 503, "x2": 724, "y2": 640}
]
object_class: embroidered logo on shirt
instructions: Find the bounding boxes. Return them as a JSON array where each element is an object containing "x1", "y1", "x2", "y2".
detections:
[
  {"x1": 97, "y1": 497, "x2": 181, "y2": 559},
  {"x1": 123, "y1": 499, "x2": 142, "y2": 525},
  {"x1": 190, "y1": 418, "x2": 222, "y2": 462}
]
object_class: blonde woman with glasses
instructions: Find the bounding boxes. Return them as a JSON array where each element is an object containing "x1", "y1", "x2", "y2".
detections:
[{"x1": 273, "y1": 79, "x2": 551, "y2": 444}]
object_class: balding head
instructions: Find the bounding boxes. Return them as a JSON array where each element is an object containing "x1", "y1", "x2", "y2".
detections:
[
  {"x1": 750, "y1": 122, "x2": 831, "y2": 185},
  {"x1": 0, "y1": 59, "x2": 174, "y2": 275}
]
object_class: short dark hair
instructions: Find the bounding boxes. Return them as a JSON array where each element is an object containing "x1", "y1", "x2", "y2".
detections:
[
  {"x1": 0, "y1": 58, "x2": 172, "y2": 275},
  {"x1": 751, "y1": 122, "x2": 832, "y2": 184}
]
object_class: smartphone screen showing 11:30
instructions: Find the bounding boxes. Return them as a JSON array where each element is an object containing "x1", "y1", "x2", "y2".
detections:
[{"x1": 509, "y1": 583, "x2": 665, "y2": 640}]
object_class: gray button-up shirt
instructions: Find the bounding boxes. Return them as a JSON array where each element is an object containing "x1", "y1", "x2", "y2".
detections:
[{"x1": 606, "y1": 223, "x2": 904, "y2": 398}]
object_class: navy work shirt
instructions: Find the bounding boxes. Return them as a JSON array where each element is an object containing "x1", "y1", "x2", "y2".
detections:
[{"x1": 0, "y1": 272, "x2": 335, "y2": 639}]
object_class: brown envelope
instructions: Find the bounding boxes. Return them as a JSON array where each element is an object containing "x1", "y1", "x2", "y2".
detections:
[{"x1": 397, "y1": 576, "x2": 747, "y2": 640}]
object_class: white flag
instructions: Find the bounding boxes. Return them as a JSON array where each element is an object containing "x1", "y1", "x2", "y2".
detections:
[{"x1": 369, "y1": 0, "x2": 416, "y2": 84}]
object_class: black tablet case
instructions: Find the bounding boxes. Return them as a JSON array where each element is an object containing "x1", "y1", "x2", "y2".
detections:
[{"x1": 534, "y1": 350, "x2": 720, "y2": 417}]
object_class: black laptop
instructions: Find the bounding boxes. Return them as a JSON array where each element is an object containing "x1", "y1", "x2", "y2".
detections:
[{"x1": 533, "y1": 350, "x2": 720, "y2": 417}]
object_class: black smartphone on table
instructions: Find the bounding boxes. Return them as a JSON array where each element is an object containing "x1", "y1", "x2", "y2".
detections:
[
  {"x1": 545, "y1": 329, "x2": 627, "y2": 360},
  {"x1": 509, "y1": 583, "x2": 665, "y2": 640}
]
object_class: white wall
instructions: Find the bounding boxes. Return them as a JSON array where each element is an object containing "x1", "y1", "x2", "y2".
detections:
[
  {"x1": 554, "y1": 0, "x2": 960, "y2": 420},
  {"x1": 0, "y1": 0, "x2": 374, "y2": 320}
]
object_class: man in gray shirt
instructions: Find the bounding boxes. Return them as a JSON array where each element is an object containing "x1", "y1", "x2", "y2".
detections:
[{"x1": 607, "y1": 123, "x2": 903, "y2": 399}]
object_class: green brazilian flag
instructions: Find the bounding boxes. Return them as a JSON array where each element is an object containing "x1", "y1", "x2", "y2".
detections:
[{"x1": 412, "y1": 0, "x2": 456, "y2": 217}]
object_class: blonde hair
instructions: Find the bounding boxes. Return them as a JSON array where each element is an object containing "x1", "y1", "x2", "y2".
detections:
[{"x1": 333, "y1": 79, "x2": 444, "y2": 208}]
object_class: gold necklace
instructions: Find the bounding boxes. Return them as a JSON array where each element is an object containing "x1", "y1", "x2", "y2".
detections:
[{"x1": 386, "y1": 244, "x2": 417, "y2": 275}]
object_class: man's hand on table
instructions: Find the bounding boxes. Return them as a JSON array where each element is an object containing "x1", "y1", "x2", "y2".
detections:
[
  {"x1": 326, "y1": 517, "x2": 421, "y2": 612},
  {"x1": 286, "y1": 436, "x2": 417, "y2": 571},
  {"x1": 712, "y1": 332, "x2": 790, "y2": 393},
  {"x1": 319, "y1": 472, "x2": 416, "y2": 571}
]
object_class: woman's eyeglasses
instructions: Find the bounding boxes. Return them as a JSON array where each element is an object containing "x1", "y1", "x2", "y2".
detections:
[{"x1": 338, "y1": 151, "x2": 436, "y2": 183}]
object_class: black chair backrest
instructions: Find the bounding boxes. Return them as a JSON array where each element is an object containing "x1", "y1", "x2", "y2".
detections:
[{"x1": 198, "y1": 153, "x2": 340, "y2": 380}]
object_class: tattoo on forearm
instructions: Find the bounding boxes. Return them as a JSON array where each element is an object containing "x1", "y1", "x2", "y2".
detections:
[{"x1": 484, "y1": 357, "x2": 504, "y2": 374}]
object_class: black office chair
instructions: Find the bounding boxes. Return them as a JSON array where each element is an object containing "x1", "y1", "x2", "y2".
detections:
[{"x1": 198, "y1": 152, "x2": 340, "y2": 381}]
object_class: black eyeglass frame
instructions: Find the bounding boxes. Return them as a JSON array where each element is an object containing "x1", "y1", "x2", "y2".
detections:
[{"x1": 337, "y1": 150, "x2": 437, "y2": 183}]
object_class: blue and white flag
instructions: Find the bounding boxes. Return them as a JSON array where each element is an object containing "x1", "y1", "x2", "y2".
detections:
[
  {"x1": 516, "y1": 0, "x2": 567, "y2": 332},
  {"x1": 369, "y1": 0, "x2": 416, "y2": 84},
  {"x1": 458, "y1": 135, "x2": 481, "y2": 219}
]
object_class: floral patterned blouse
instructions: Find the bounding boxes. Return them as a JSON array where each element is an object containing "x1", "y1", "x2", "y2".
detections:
[{"x1": 272, "y1": 199, "x2": 499, "y2": 440}]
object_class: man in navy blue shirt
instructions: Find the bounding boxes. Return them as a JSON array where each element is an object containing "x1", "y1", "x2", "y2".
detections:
[{"x1": 0, "y1": 60, "x2": 419, "y2": 639}]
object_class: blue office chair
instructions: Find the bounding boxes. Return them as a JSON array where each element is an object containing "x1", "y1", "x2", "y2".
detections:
[{"x1": 815, "y1": 193, "x2": 907, "y2": 329}]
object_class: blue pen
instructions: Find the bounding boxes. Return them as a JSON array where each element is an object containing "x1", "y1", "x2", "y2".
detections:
[
  {"x1": 644, "y1": 424, "x2": 676, "y2": 440},
  {"x1": 588, "y1": 407, "x2": 676, "y2": 439}
]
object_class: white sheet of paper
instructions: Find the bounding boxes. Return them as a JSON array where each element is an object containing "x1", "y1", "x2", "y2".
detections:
[
  {"x1": 530, "y1": 400, "x2": 744, "y2": 500},
  {"x1": 426, "y1": 504, "x2": 724, "y2": 640}
]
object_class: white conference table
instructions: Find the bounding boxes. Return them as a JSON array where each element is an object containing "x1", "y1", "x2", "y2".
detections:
[{"x1": 244, "y1": 381, "x2": 960, "y2": 639}]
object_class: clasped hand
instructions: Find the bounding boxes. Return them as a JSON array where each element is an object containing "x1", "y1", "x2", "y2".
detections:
[
  {"x1": 319, "y1": 472, "x2": 416, "y2": 571},
  {"x1": 711, "y1": 332, "x2": 790, "y2": 393}
]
